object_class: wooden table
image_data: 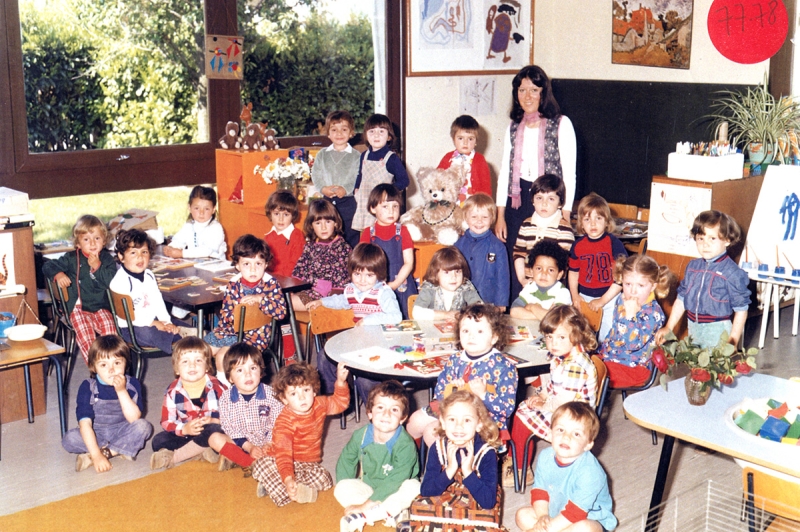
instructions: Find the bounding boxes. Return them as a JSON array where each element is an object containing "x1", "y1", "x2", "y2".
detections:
[{"x1": 623, "y1": 373, "x2": 800, "y2": 530}]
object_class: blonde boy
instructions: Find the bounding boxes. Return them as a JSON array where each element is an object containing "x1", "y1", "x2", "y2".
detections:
[{"x1": 437, "y1": 115, "x2": 492, "y2": 203}]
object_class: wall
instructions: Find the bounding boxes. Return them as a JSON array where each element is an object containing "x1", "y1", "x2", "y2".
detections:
[{"x1": 404, "y1": 0, "x2": 769, "y2": 207}]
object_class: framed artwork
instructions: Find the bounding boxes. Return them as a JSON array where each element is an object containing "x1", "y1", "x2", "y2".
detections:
[
  {"x1": 407, "y1": 0, "x2": 534, "y2": 76},
  {"x1": 611, "y1": 0, "x2": 693, "y2": 69},
  {"x1": 205, "y1": 35, "x2": 244, "y2": 80}
]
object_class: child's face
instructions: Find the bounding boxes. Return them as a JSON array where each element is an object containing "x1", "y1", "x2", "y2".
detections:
[
  {"x1": 352, "y1": 268, "x2": 378, "y2": 292},
  {"x1": 281, "y1": 384, "x2": 316, "y2": 415},
  {"x1": 437, "y1": 268, "x2": 464, "y2": 293},
  {"x1": 440, "y1": 400, "x2": 482, "y2": 448},
  {"x1": 527, "y1": 255, "x2": 563, "y2": 288},
  {"x1": 118, "y1": 244, "x2": 150, "y2": 274},
  {"x1": 270, "y1": 209, "x2": 294, "y2": 232},
  {"x1": 551, "y1": 413, "x2": 594, "y2": 464},
  {"x1": 465, "y1": 207, "x2": 492, "y2": 235},
  {"x1": 368, "y1": 394, "x2": 407, "y2": 437},
  {"x1": 533, "y1": 190, "x2": 562, "y2": 219},
  {"x1": 312, "y1": 218, "x2": 336, "y2": 241},
  {"x1": 371, "y1": 200, "x2": 400, "y2": 225},
  {"x1": 366, "y1": 127, "x2": 390, "y2": 151},
  {"x1": 235, "y1": 255, "x2": 267, "y2": 284},
  {"x1": 622, "y1": 271, "x2": 656, "y2": 306},
  {"x1": 453, "y1": 129, "x2": 477, "y2": 155},
  {"x1": 77, "y1": 228, "x2": 105, "y2": 257},
  {"x1": 229, "y1": 355, "x2": 262, "y2": 395},
  {"x1": 177, "y1": 350, "x2": 208, "y2": 384},
  {"x1": 93, "y1": 355, "x2": 126, "y2": 384},
  {"x1": 190, "y1": 198, "x2": 215, "y2": 224},
  {"x1": 459, "y1": 316, "x2": 498, "y2": 356},
  {"x1": 544, "y1": 323, "x2": 574, "y2": 358},
  {"x1": 328, "y1": 121, "x2": 352, "y2": 151},
  {"x1": 694, "y1": 224, "x2": 729, "y2": 260},
  {"x1": 581, "y1": 209, "x2": 607, "y2": 239}
]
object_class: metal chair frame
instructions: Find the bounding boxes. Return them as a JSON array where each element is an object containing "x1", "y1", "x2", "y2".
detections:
[
  {"x1": 107, "y1": 289, "x2": 162, "y2": 381},
  {"x1": 232, "y1": 303, "x2": 281, "y2": 376},
  {"x1": 45, "y1": 277, "x2": 79, "y2": 388}
]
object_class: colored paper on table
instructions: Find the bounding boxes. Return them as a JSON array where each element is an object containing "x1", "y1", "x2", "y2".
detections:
[
  {"x1": 340, "y1": 347, "x2": 403, "y2": 370},
  {"x1": 434, "y1": 321, "x2": 455, "y2": 334},
  {"x1": 381, "y1": 320, "x2": 421, "y2": 333},
  {"x1": 401, "y1": 355, "x2": 449, "y2": 375},
  {"x1": 508, "y1": 325, "x2": 534, "y2": 343}
]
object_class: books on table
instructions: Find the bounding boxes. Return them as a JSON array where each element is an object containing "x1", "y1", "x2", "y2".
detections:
[{"x1": 381, "y1": 320, "x2": 422, "y2": 332}]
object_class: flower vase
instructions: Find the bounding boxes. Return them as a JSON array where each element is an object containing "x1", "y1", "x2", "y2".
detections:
[
  {"x1": 684, "y1": 378, "x2": 711, "y2": 406},
  {"x1": 277, "y1": 176, "x2": 296, "y2": 196}
]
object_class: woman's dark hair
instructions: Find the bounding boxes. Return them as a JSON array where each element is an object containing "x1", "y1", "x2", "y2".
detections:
[{"x1": 510, "y1": 65, "x2": 560, "y2": 122}]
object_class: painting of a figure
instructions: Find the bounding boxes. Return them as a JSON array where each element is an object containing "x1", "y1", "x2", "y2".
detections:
[
  {"x1": 485, "y1": 0, "x2": 525, "y2": 63},
  {"x1": 611, "y1": 0, "x2": 693, "y2": 69}
]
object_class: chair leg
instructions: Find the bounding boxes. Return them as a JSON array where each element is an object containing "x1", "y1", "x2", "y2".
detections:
[
  {"x1": 135, "y1": 352, "x2": 145, "y2": 381},
  {"x1": 651, "y1": 430, "x2": 658, "y2": 445},
  {"x1": 418, "y1": 437, "x2": 427, "y2": 474},
  {"x1": 520, "y1": 433, "x2": 537, "y2": 493},
  {"x1": 64, "y1": 333, "x2": 78, "y2": 389},
  {"x1": 304, "y1": 326, "x2": 313, "y2": 364},
  {"x1": 621, "y1": 390, "x2": 629, "y2": 419}
]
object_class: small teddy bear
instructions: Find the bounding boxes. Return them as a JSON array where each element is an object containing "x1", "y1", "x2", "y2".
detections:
[
  {"x1": 242, "y1": 123, "x2": 264, "y2": 151},
  {"x1": 262, "y1": 125, "x2": 279, "y2": 150},
  {"x1": 218, "y1": 121, "x2": 240, "y2": 149},
  {"x1": 400, "y1": 166, "x2": 465, "y2": 245}
]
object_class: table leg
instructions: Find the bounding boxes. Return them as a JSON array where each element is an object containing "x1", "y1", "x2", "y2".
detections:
[
  {"x1": 50, "y1": 355, "x2": 67, "y2": 436},
  {"x1": 645, "y1": 434, "x2": 675, "y2": 532},
  {"x1": 758, "y1": 283, "x2": 772, "y2": 349},
  {"x1": 793, "y1": 291, "x2": 799, "y2": 336},
  {"x1": 285, "y1": 294, "x2": 303, "y2": 360},
  {"x1": 23, "y1": 365, "x2": 34, "y2": 423},
  {"x1": 772, "y1": 285, "x2": 780, "y2": 339},
  {"x1": 197, "y1": 309, "x2": 204, "y2": 337}
]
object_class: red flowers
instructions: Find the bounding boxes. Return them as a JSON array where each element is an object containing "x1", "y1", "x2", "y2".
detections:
[
  {"x1": 718, "y1": 373, "x2": 734, "y2": 385},
  {"x1": 735, "y1": 361, "x2": 752, "y2": 375},
  {"x1": 690, "y1": 368, "x2": 711, "y2": 382},
  {"x1": 651, "y1": 347, "x2": 669, "y2": 373}
]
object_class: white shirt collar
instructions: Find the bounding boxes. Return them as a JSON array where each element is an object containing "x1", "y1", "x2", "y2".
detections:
[
  {"x1": 324, "y1": 144, "x2": 354, "y2": 153},
  {"x1": 268, "y1": 224, "x2": 296, "y2": 239}
]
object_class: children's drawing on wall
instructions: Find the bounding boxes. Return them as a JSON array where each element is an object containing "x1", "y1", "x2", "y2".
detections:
[
  {"x1": 0, "y1": 233, "x2": 17, "y2": 291},
  {"x1": 420, "y1": 0, "x2": 471, "y2": 47},
  {"x1": 459, "y1": 77, "x2": 495, "y2": 116},
  {"x1": 648, "y1": 181, "x2": 711, "y2": 256},
  {"x1": 611, "y1": 0, "x2": 693, "y2": 69},
  {"x1": 205, "y1": 35, "x2": 244, "y2": 80},
  {"x1": 485, "y1": 0, "x2": 525, "y2": 65}
]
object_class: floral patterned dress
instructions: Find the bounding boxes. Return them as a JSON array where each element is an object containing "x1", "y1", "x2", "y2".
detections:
[{"x1": 291, "y1": 235, "x2": 351, "y2": 305}]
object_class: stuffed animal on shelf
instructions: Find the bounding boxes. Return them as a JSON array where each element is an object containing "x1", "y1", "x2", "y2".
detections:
[
  {"x1": 242, "y1": 122, "x2": 265, "y2": 151},
  {"x1": 218, "y1": 121, "x2": 241, "y2": 149},
  {"x1": 400, "y1": 166, "x2": 465, "y2": 245},
  {"x1": 262, "y1": 125, "x2": 279, "y2": 150}
]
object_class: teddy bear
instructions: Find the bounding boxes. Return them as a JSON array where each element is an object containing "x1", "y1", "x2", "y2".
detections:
[
  {"x1": 242, "y1": 123, "x2": 265, "y2": 151},
  {"x1": 262, "y1": 125, "x2": 279, "y2": 150},
  {"x1": 218, "y1": 121, "x2": 240, "y2": 149},
  {"x1": 400, "y1": 166, "x2": 465, "y2": 245}
]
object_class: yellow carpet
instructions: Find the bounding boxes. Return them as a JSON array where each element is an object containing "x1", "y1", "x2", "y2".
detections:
[{"x1": 0, "y1": 461, "x2": 386, "y2": 532}]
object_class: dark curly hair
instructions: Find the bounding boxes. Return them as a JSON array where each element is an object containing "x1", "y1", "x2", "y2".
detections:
[
  {"x1": 455, "y1": 303, "x2": 510, "y2": 352},
  {"x1": 231, "y1": 234, "x2": 272, "y2": 267},
  {"x1": 526, "y1": 239, "x2": 569, "y2": 273},
  {"x1": 115, "y1": 229, "x2": 155, "y2": 258},
  {"x1": 272, "y1": 362, "x2": 321, "y2": 400}
]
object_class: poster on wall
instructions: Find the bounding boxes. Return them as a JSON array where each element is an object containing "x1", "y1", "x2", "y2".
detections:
[
  {"x1": 205, "y1": 35, "x2": 244, "y2": 80},
  {"x1": 0, "y1": 233, "x2": 17, "y2": 293},
  {"x1": 407, "y1": 0, "x2": 534, "y2": 76},
  {"x1": 611, "y1": 0, "x2": 693, "y2": 69},
  {"x1": 648, "y1": 181, "x2": 712, "y2": 256},
  {"x1": 743, "y1": 166, "x2": 799, "y2": 271}
]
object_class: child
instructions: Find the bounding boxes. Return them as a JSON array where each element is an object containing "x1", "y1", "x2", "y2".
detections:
[
  {"x1": 515, "y1": 402, "x2": 617, "y2": 532},
  {"x1": 455, "y1": 193, "x2": 510, "y2": 309},
  {"x1": 412, "y1": 246, "x2": 482, "y2": 321},
  {"x1": 43, "y1": 214, "x2": 117, "y2": 363},
  {"x1": 409, "y1": 390, "x2": 502, "y2": 530},
  {"x1": 291, "y1": 199, "x2": 352, "y2": 312},
  {"x1": 406, "y1": 304, "x2": 517, "y2": 446},
  {"x1": 510, "y1": 240, "x2": 572, "y2": 321},
  {"x1": 264, "y1": 190, "x2": 305, "y2": 278},
  {"x1": 569, "y1": 193, "x2": 628, "y2": 340},
  {"x1": 252, "y1": 362, "x2": 350, "y2": 506},
  {"x1": 62, "y1": 335, "x2": 153, "y2": 473},
  {"x1": 203, "y1": 234, "x2": 287, "y2": 379},
  {"x1": 513, "y1": 174, "x2": 575, "y2": 296},
  {"x1": 436, "y1": 115, "x2": 492, "y2": 205},
  {"x1": 656, "y1": 210, "x2": 750, "y2": 349},
  {"x1": 601, "y1": 255, "x2": 673, "y2": 388},
  {"x1": 215, "y1": 343, "x2": 284, "y2": 471},
  {"x1": 109, "y1": 229, "x2": 183, "y2": 354},
  {"x1": 164, "y1": 185, "x2": 226, "y2": 260},
  {"x1": 312, "y1": 110, "x2": 362, "y2": 249},
  {"x1": 352, "y1": 113, "x2": 409, "y2": 231},
  {"x1": 508, "y1": 305, "x2": 598, "y2": 488},
  {"x1": 335, "y1": 380, "x2": 421, "y2": 532},
  {"x1": 359, "y1": 184, "x2": 417, "y2": 318},
  {"x1": 150, "y1": 337, "x2": 228, "y2": 470}
]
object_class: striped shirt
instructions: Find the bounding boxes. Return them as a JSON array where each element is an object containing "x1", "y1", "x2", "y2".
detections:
[{"x1": 513, "y1": 211, "x2": 574, "y2": 260}]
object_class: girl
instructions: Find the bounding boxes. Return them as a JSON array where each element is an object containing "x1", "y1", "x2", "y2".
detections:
[
  {"x1": 409, "y1": 390, "x2": 502, "y2": 531},
  {"x1": 264, "y1": 190, "x2": 304, "y2": 278},
  {"x1": 412, "y1": 246, "x2": 482, "y2": 321},
  {"x1": 507, "y1": 305, "x2": 597, "y2": 488},
  {"x1": 406, "y1": 304, "x2": 517, "y2": 446},
  {"x1": 43, "y1": 214, "x2": 117, "y2": 363},
  {"x1": 291, "y1": 199, "x2": 352, "y2": 312},
  {"x1": 568, "y1": 193, "x2": 628, "y2": 340},
  {"x1": 359, "y1": 184, "x2": 417, "y2": 319},
  {"x1": 164, "y1": 185, "x2": 227, "y2": 260},
  {"x1": 601, "y1": 255, "x2": 673, "y2": 388},
  {"x1": 203, "y1": 234, "x2": 287, "y2": 382},
  {"x1": 351, "y1": 113, "x2": 409, "y2": 232}
]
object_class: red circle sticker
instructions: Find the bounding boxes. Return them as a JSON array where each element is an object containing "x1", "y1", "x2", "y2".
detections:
[{"x1": 708, "y1": 0, "x2": 788, "y2": 64}]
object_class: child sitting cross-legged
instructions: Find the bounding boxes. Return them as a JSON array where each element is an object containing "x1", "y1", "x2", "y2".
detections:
[
  {"x1": 336, "y1": 380, "x2": 421, "y2": 532},
  {"x1": 510, "y1": 240, "x2": 572, "y2": 321},
  {"x1": 252, "y1": 362, "x2": 350, "y2": 506},
  {"x1": 150, "y1": 337, "x2": 227, "y2": 470},
  {"x1": 515, "y1": 402, "x2": 617, "y2": 532}
]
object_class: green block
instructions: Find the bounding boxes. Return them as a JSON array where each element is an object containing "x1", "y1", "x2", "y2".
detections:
[
  {"x1": 787, "y1": 419, "x2": 800, "y2": 439},
  {"x1": 767, "y1": 398, "x2": 782, "y2": 409},
  {"x1": 735, "y1": 410, "x2": 765, "y2": 435}
]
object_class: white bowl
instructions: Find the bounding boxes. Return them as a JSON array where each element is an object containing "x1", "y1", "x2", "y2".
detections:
[{"x1": 6, "y1": 324, "x2": 47, "y2": 342}]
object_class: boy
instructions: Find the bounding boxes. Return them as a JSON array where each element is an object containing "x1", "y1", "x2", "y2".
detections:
[
  {"x1": 62, "y1": 336, "x2": 153, "y2": 473},
  {"x1": 510, "y1": 240, "x2": 572, "y2": 320},
  {"x1": 264, "y1": 190, "x2": 304, "y2": 278},
  {"x1": 515, "y1": 402, "x2": 617, "y2": 532},
  {"x1": 252, "y1": 362, "x2": 350, "y2": 506},
  {"x1": 455, "y1": 193, "x2": 510, "y2": 309},
  {"x1": 655, "y1": 210, "x2": 750, "y2": 348},
  {"x1": 437, "y1": 115, "x2": 492, "y2": 204},
  {"x1": 151, "y1": 336, "x2": 228, "y2": 470},
  {"x1": 312, "y1": 110, "x2": 362, "y2": 249},
  {"x1": 335, "y1": 380, "x2": 421, "y2": 532}
]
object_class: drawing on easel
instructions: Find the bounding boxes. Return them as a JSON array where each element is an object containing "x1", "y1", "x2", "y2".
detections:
[{"x1": 648, "y1": 181, "x2": 712, "y2": 256}]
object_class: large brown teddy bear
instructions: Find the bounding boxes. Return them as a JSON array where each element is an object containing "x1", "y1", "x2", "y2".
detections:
[{"x1": 400, "y1": 166, "x2": 465, "y2": 245}]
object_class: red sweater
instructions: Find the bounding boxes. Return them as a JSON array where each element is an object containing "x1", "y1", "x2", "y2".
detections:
[
  {"x1": 437, "y1": 150, "x2": 492, "y2": 198},
  {"x1": 265, "y1": 227, "x2": 305, "y2": 278}
]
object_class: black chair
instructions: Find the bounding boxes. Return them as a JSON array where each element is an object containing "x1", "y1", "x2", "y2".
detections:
[{"x1": 45, "y1": 277, "x2": 79, "y2": 388}]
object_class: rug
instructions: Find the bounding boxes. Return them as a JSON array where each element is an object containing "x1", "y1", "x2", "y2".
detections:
[{"x1": 0, "y1": 461, "x2": 388, "y2": 532}]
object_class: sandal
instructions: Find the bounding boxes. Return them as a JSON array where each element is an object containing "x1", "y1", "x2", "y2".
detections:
[{"x1": 100, "y1": 447, "x2": 114, "y2": 460}]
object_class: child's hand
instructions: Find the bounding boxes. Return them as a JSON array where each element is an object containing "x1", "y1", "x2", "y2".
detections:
[
  {"x1": 111, "y1": 374, "x2": 127, "y2": 392},
  {"x1": 469, "y1": 377, "x2": 487, "y2": 399},
  {"x1": 284, "y1": 476, "x2": 298, "y2": 500},
  {"x1": 92, "y1": 451, "x2": 112, "y2": 473},
  {"x1": 533, "y1": 515, "x2": 551, "y2": 532},
  {"x1": 182, "y1": 417, "x2": 206, "y2": 436},
  {"x1": 240, "y1": 294, "x2": 264, "y2": 306},
  {"x1": 654, "y1": 326, "x2": 670, "y2": 346},
  {"x1": 587, "y1": 299, "x2": 603, "y2": 312},
  {"x1": 305, "y1": 300, "x2": 323, "y2": 311},
  {"x1": 250, "y1": 445, "x2": 268, "y2": 460},
  {"x1": 54, "y1": 272, "x2": 72, "y2": 288},
  {"x1": 445, "y1": 442, "x2": 459, "y2": 479},
  {"x1": 525, "y1": 395, "x2": 545, "y2": 409},
  {"x1": 163, "y1": 246, "x2": 182, "y2": 258},
  {"x1": 622, "y1": 296, "x2": 641, "y2": 319},
  {"x1": 460, "y1": 444, "x2": 475, "y2": 477},
  {"x1": 86, "y1": 252, "x2": 101, "y2": 271},
  {"x1": 335, "y1": 362, "x2": 349, "y2": 386}
]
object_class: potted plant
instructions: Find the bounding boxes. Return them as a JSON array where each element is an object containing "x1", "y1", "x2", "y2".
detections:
[
  {"x1": 254, "y1": 157, "x2": 311, "y2": 196},
  {"x1": 651, "y1": 331, "x2": 758, "y2": 405}
]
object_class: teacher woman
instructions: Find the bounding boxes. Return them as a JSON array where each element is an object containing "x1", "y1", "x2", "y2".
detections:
[{"x1": 494, "y1": 65, "x2": 576, "y2": 299}]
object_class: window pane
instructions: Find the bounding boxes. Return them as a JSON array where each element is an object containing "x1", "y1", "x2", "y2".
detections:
[{"x1": 20, "y1": 0, "x2": 207, "y2": 153}]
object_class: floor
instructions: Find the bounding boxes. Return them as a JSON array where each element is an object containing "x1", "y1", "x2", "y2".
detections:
[{"x1": 0, "y1": 307, "x2": 798, "y2": 530}]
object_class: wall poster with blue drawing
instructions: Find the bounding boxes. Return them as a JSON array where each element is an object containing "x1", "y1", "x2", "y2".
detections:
[{"x1": 408, "y1": 0, "x2": 534, "y2": 75}]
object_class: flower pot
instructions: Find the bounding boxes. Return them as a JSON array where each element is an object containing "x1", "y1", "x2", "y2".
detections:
[
  {"x1": 277, "y1": 176, "x2": 296, "y2": 196},
  {"x1": 684, "y1": 378, "x2": 711, "y2": 406}
]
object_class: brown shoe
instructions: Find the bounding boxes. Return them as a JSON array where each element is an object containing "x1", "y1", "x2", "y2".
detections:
[
  {"x1": 150, "y1": 449, "x2": 174, "y2": 470},
  {"x1": 218, "y1": 456, "x2": 236, "y2": 472},
  {"x1": 76, "y1": 453, "x2": 93, "y2": 472},
  {"x1": 202, "y1": 447, "x2": 220, "y2": 464},
  {"x1": 294, "y1": 482, "x2": 318, "y2": 503}
]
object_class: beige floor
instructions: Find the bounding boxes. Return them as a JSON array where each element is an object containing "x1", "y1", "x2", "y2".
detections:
[{"x1": 0, "y1": 310, "x2": 798, "y2": 530}]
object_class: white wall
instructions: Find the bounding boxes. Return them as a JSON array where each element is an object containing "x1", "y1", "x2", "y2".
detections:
[{"x1": 404, "y1": 0, "x2": 769, "y2": 205}]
